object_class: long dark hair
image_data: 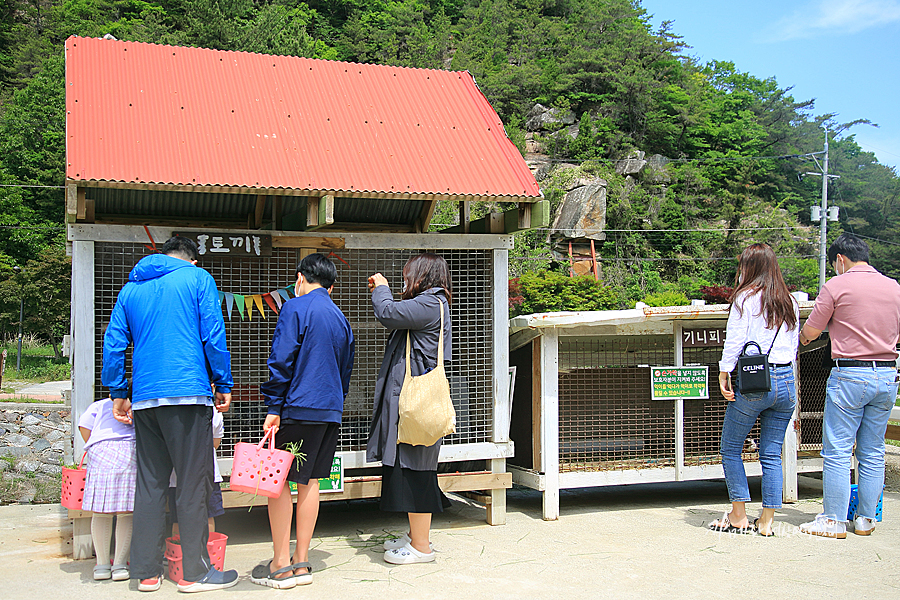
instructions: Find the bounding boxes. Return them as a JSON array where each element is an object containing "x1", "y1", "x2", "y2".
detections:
[
  {"x1": 729, "y1": 243, "x2": 797, "y2": 331},
  {"x1": 400, "y1": 253, "x2": 453, "y2": 305}
]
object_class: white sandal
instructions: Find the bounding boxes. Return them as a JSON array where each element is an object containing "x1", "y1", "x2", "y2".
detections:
[
  {"x1": 383, "y1": 532, "x2": 434, "y2": 552},
  {"x1": 384, "y1": 542, "x2": 435, "y2": 565}
]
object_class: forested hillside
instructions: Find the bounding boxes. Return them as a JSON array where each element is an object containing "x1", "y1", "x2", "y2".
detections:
[{"x1": 1, "y1": 0, "x2": 898, "y2": 332}]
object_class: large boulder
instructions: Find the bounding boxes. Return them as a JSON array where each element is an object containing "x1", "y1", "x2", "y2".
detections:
[
  {"x1": 526, "y1": 103, "x2": 577, "y2": 132},
  {"x1": 549, "y1": 178, "x2": 607, "y2": 258},
  {"x1": 615, "y1": 150, "x2": 647, "y2": 175}
]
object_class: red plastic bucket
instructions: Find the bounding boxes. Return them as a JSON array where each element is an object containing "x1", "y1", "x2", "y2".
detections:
[
  {"x1": 165, "y1": 532, "x2": 227, "y2": 582},
  {"x1": 61, "y1": 452, "x2": 87, "y2": 510}
]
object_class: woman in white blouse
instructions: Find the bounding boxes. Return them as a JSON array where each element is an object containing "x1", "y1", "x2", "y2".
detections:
[{"x1": 712, "y1": 243, "x2": 799, "y2": 536}]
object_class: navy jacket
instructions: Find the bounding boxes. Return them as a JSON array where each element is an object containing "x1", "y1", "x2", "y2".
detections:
[
  {"x1": 101, "y1": 254, "x2": 233, "y2": 406},
  {"x1": 261, "y1": 287, "x2": 355, "y2": 423}
]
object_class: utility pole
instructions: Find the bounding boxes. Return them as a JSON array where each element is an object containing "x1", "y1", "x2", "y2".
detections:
[{"x1": 807, "y1": 129, "x2": 840, "y2": 290}]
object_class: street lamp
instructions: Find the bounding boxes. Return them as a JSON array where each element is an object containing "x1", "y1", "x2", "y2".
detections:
[{"x1": 12, "y1": 266, "x2": 23, "y2": 372}]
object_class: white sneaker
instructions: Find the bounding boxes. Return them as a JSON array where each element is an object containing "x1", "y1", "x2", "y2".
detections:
[
  {"x1": 384, "y1": 542, "x2": 436, "y2": 565},
  {"x1": 853, "y1": 516, "x2": 876, "y2": 536},
  {"x1": 799, "y1": 514, "x2": 846, "y2": 539},
  {"x1": 383, "y1": 532, "x2": 434, "y2": 552}
]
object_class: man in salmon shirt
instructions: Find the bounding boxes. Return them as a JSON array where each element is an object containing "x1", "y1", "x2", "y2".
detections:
[{"x1": 798, "y1": 233, "x2": 900, "y2": 539}]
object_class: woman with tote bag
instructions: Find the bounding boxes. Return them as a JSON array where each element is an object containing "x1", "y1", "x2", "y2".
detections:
[
  {"x1": 712, "y1": 243, "x2": 799, "y2": 536},
  {"x1": 366, "y1": 253, "x2": 453, "y2": 564}
]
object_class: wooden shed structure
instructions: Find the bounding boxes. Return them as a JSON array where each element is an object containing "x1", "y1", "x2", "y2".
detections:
[
  {"x1": 64, "y1": 36, "x2": 546, "y2": 556},
  {"x1": 508, "y1": 303, "x2": 832, "y2": 520}
]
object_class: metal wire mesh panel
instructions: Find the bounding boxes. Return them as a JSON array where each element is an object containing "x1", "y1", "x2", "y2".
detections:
[
  {"x1": 798, "y1": 345, "x2": 829, "y2": 451},
  {"x1": 682, "y1": 346, "x2": 760, "y2": 465},
  {"x1": 557, "y1": 336, "x2": 676, "y2": 471},
  {"x1": 93, "y1": 243, "x2": 495, "y2": 461}
]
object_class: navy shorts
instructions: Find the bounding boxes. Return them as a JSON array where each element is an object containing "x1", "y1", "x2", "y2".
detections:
[{"x1": 274, "y1": 421, "x2": 339, "y2": 485}]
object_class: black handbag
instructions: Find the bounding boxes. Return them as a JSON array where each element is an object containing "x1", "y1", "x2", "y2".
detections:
[{"x1": 736, "y1": 326, "x2": 781, "y2": 394}]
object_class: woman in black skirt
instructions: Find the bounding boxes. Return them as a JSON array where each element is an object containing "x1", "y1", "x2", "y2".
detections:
[{"x1": 367, "y1": 253, "x2": 452, "y2": 565}]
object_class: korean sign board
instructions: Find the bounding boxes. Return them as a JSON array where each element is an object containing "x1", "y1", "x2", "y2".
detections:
[
  {"x1": 682, "y1": 328, "x2": 726, "y2": 348},
  {"x1": 288, "y1": 456, "x2": 343, "y2": 494},
  {"x1": 174, "y1": 231, "x2": 272, "y2": 258},
  {"x1": 651, "y1": 366, "x2": 709, "y2": 400}
]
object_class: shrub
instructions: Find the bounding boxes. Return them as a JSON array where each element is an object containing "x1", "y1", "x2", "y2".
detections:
[
  {"x1": 698, "y1": 285, "x2": 734, "y2": 304},
  {"x1": 510, "y1": 271, "x2": 619, "y2": 317},
  {"x1": 640, "y1": 291, "x2": 690, "y2": 307}
]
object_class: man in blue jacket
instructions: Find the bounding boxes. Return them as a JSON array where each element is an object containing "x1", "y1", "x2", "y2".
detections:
[
  {"x1": 252, "y1": 253, "x2": 354, "y2": 589},
  {"x1": 103, "y1": 236, "x2": 238, "y2": 593}
]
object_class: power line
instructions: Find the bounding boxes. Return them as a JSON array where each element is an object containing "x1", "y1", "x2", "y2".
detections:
[{"x1": 0, "y1": 184, "x2": 65, "y2": 189}]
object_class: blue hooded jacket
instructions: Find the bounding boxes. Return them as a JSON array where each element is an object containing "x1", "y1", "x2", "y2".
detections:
[
  {"x1": 260, "y1": 287, "x2": 354, "y2": 423},
  {"x1": 101, "y1": 254, "x2": 233, "y2": 406}
]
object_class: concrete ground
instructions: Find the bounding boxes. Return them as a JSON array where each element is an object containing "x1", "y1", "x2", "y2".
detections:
[
  {"x1": 0, "y1": 379, "x2": 70, "y2": 402},
  {"x1": 2, "y1": 473, "x2": 897, "y2": 600}
]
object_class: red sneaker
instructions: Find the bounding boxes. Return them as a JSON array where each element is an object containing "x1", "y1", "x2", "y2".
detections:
[{"x1": 138, "y1": 574, "x2": 162, "y2": 592}]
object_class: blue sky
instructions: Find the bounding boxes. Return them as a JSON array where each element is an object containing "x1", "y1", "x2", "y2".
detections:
[{"x1": 640, "y1": 0, "x2": 900, "y2": 169}]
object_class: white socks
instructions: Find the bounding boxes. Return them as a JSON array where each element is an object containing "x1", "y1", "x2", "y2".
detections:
[
  {"x1": 91, "y1": 512, "x2": 133, "y2": 566},
  {"x1": 91, "y1": 513, "x2": 113, "y2": 566},
  {"x1": 114, "y1": 513, "x2": 133, "y2": 566}
]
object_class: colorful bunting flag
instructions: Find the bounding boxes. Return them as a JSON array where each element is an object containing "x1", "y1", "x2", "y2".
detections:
[
  {"x1": 269, "y1": 290, "x2": 283, "y2": 311},
  {"x1": 234, "y1": 294, "x2": 245, "y2": 320},
  {"x1": 263, "y1": 293, "x2": 279, "y2": 314},
  {"x1": 225, "y1": 293, "x2": 234, "y2": 320},
  {"x1": 252, "y1": 294, "x2": 265, "y2": 319}
]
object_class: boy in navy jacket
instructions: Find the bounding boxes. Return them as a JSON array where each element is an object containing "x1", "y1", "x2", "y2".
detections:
[{"x1": 252, "y1": 253, "x2": 354, "y2": 588}]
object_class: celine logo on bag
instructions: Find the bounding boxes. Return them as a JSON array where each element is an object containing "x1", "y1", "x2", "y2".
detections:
[{"x1": 736, "y1": 324, "x2": 781, "y2": 394}]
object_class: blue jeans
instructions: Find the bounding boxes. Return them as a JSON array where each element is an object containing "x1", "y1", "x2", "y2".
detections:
[
  {"x1": 720, "y1": 365, "x2": 796, "y2": 508},
  {"x1": 822, "y1": 366, "x2": 897, "y2": 521}
]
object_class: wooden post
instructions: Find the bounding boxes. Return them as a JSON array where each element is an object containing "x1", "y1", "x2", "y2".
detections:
[
  {"x1": 253, "y1": 194, "x2": 266, "y2": 228},
  {"x1": 489, "y1": 247, "x2": 509, "y2": 525},
  {"x1": 674, "y1": 322, "x2": 685, "y2": 481},
  {"x1": 782, "y1": 360, "x2": 800, "y2": 502},
  {"x1": 538, "y1": 330, "x2": 559, "y2": 520},
  {"x1": 273, "y1": 196, "x2": 282, "y2": 231},
  {"x1": 66, "y1": 184, "x2": 78, "y2": 223},
  {"x1": 459, "y1": 201, "x2": 470, "y2": 234}
]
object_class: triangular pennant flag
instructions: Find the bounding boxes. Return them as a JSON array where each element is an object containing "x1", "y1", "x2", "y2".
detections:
[
  {"x1": 218, "y1": 291, "x2": 225, "y2": 306},
  {"x1": 225, "y1": 293, "x2": 234, "y2": 320},
  {"x1": 246, "y1": 296, "x2": 254, "y2": 321},
  {"x1": 234, "y1": 294, "x2": 245, "y2": 320},
  {"x1": 253, "y1": 294, "x2": 265, "y2": 319},
  {"x1": 278, "y1": 289, "x2": 291, "y2": 303},
  {"x1": 263, "y1": 293, "x2": 279, "y2": 314},
  {"x1": 269, "y1": 290, "x2": 283, "y2": 311}
]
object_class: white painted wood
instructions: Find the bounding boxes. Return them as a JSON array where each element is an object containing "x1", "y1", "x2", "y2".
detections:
[
  {"x1": 72, "y1": 515, "x2": 93, "y2": 560},
  {"x1": 509, "y1": 465, "x2": 545, "y2": 491},
  {"x1": 488, "y1": 458, "x2": 507, "y2": 525},
  {"x1": 344, "y1": 232, "x2": 513, "y2": 250},
  {"x1": 489, "y1": 248, "x2": 509, "y2": 525},
  {"x1": 493, "y1": 248, "x2": 510, "y2": 443},
  {"x1": 218, "y1": 441, "x2": 515, "y2": 476},
  {"x1": 674, "y1": 322, "x2": 685, "y2": 481},
  {"x1": 71, "y1": 241, "x2": 95, "y2": 460},
  {"x1": 782, "y1": 361, "x2": 800, "y2": 503},
  {"x1": 539, "y1": 330, "x2": 560, "y2": 520}
]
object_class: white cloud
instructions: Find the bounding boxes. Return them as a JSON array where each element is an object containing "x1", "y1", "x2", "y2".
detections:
[{"x1": 767, "y1": 0, "x2": 900, "y2": 41}]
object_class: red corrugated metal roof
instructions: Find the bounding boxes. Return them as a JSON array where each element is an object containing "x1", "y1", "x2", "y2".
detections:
[{"x1": 65, "y1": 36, "x2": 541, "y2": 200}]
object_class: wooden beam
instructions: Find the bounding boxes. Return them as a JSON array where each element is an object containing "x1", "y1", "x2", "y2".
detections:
[
  {"x1": 459, "y1": 201, "x2": 470, "y2": 233},
  {"x1": 66, "y1": 184, "x2": 78, "y2": 223},
  {"x1": 517, "y1": 202, "x2": 532, "y2": 230},
  {"x1": 220, "y1": 472, "x2": 511, "y2": 508},
  {"x1": 416, "y1": 199, "x2": 439, "y2": 233},
  {"x1": 887, "y1": 423, "x2": 900, "y2": 441},
  {"x1": 253, "y1": 194, "x2": 267, "y2": 228},
  {"x1": 84, "y1": 198, "x2": 95, "y2": 223},
  {"x1": 76, "y1": 187, "x2": 86, "y2": 221},
  {"x1": 272, "y1": 236, "x2": 346, "y2": 249},
  {"x1": 94, "y1": 215, "x2": 247, "y2": 229},
  {"x1": 273, "y1": 196, "x2": 283, "y2": 231},
  {"x1": 306, "y1": 195, "x2": 334, "y2": 231}
]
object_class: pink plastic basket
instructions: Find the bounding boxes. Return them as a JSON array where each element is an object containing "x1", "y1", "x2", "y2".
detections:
[
  {"x1": 229, "y1": 428, "x2": 294, "y2": 499},
  {"x1": 61, "y1": 452, "x2": 87, "y2": 510},
  {"x1": 165, "y1": 532, "x2": 227, "y2": 582}
]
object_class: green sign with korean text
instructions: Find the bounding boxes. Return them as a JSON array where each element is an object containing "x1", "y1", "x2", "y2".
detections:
[
  {"x1": 288, "y1": 456, "x2": 343, "y2": 494},
  {"x1": 651, "y1": 366, "x2": 709, "y2": 400}
]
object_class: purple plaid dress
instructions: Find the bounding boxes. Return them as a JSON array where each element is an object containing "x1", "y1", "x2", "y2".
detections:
[{"x1": 83, "y1": 439, "x2": 137, "y2": 513}]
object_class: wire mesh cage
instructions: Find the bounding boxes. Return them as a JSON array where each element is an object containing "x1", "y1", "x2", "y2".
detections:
[
  {"x1": 557, "y1": 336, "x2": 676, "y2": 471},
  {"x1": 683, "y1": 346, "x2": 760, "y2": 465},
  {"x1": 93, "y1": 242, "x2": 495, "y2": 460},
  {"x1": 798, "y1": 345, "x2": 829, "y2": 451}
]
